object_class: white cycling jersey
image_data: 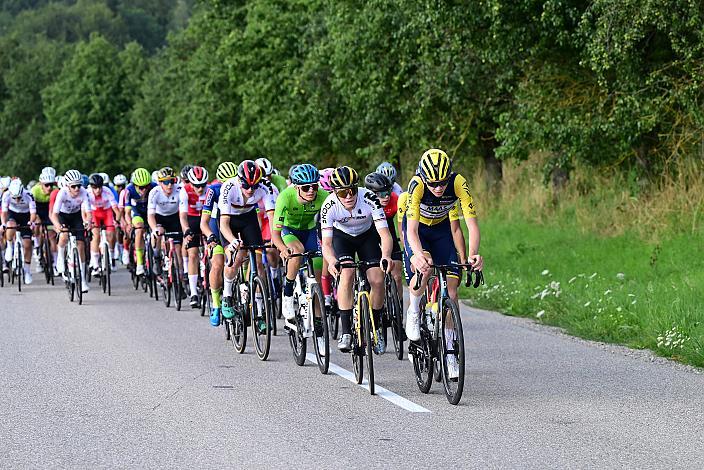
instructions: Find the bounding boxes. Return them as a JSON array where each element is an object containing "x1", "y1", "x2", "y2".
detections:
[
  {"x1": 320, "y1": 187, "x2": 387, "y2": 237},
  {"x1": 87, "y1": 187, "x2": 118, "y2": 211},
  {"x1": 257, "y1": 183, "x2": 279, "y2": 211},
  {"x1": 218, "y1": 178, "x2": 276, "y2": 216},
  {"x1": 1, "y1": 189, "x2": 36, "y2": 214},
  {"x1": 53, "y1": 187, "x2": 91, "y2": 215},
  {"x1": 392, "y1": 182, "x2": 403, "y2": 196},
  {"x1": 147, "y1": 185, "x2": 181, "y2": 216}
]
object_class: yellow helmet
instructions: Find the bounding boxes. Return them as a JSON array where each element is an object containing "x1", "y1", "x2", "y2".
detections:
[{"x1": 418, "y1": 148, "x2": 452, "y2": 182}]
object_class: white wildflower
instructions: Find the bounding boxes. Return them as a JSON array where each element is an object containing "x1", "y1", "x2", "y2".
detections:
[
  {"x1": 536, "y1": 310, "x2": 545, "y2": 318},
  {"x1": 541, "y1": 269, "x2": 550, "y2": 276},
  {"x1": 616, "y1": 273, "x2": 625, "y2": 280},
  {"x1": 584, "y1": 301, "x2": 591, "y2": 307}
]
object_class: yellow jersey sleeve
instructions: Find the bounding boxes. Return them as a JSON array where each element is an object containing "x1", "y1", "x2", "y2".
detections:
[
  {"x1": 397, "y1": 191, "x2": 409, "y2": 220},
  {"x1": 404, "y1": 176, "x2": 425, "y2": 222},
  {"x1": 453, "y1": 174, "x2": 476, "y2": 219}
]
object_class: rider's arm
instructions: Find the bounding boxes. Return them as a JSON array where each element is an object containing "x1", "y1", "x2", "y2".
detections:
[
  {"x1": 321, "y1": 232, "x2": 336, "y2": 270},
  {"x1": 404, "y1": 177, "x2": 426, "y2": 259},
  {"x1": 219, "y1": 214, "x2": 235, "y2": 245},
  {"x1": 1, "y1": 194, "x2": 8, "y2": 225},
  {"x1": 200, "y1": 211, "x2": 213, "y2": 238},
  {"x1": 319, "y1": 195, "x2": 337, "y2": 269},
  {"x1": 178, "y1": 189, "x2": 189, "y2": 233},
  {"x1": 453, "y1": 174, "x2": 480, "y2": 265},
  {"x1": 81, "y1": 193, "x2": 92, "y2": 226},
  {"x1": 271, "y1": 190, "x2": 288, "y2": 253},
  {"x1": 147, "y1": 190, "x2": 158, "y2": 232}
]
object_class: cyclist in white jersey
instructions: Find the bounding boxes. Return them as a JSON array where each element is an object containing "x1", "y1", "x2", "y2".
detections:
[
  {"x1": 218, "y1": 160, "x2": 276, "y2": 325},
  {"x1": 1, "y1": 179, "x2": 37, "y2": 283},
  {"x1": 50, "y1": 169, "x2": 92, "y2": 292},
  {"x1": 147, "y1": 167, "x2": 183, "y2": 275},
  {"x1": 320, "y1": 166, "x2": 393, "y2": 353}
]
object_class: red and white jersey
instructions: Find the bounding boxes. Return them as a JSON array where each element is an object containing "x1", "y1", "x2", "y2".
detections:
[
  {"x1": 88, "y1": 187, "x2": 118, "y2": 211},
  {"x1": 118, "y1": 188, "x2": 129, "y2": 209},
  {"x1": 179, "y1": 183, "x2": 208, "y2": 217}
]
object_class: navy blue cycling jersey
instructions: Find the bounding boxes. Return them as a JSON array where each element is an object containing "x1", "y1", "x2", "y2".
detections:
[
  {"x1": 202, "y1": 182, "x2": 222, "y2": 237},
  {"x1": 125, "y1": 182, "x2": 156, "y2": 219}
]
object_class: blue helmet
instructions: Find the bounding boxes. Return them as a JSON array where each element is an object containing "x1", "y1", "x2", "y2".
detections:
[
  {"x1": 376, "y1": 162, "x2": 397, "y2": 183},
  {"x1": 290, "y1": 164, "x2": 319, "y2": 185},
  {"x1": 80, "y1": 174, "x2": 89, "y2": 188}
]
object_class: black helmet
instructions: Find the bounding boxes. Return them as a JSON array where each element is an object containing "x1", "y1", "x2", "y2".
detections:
[
  {"x1": 180, "y1": 164, "x2": 194, "y2": 181},
  {"x1": 88, "y1": 173, "x2": 104, "y2": 187},
  {"x1": 364, "y1": 172, "x2": 392, "y2": 193}
]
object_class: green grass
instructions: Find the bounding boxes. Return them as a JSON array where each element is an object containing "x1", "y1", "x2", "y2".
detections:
[{"x1": 459, "y1": 215, "x2": 704, "y2": 367}]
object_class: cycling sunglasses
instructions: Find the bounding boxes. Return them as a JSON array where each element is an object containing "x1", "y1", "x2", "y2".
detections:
[
  {"x1": 160, "y1": 179, "x2": 176, "y2": 186},
  {"x1": 241, "y1": 181, "x2": 259, "y2": 190},
  {"x1": 69, "y1": 184, "x2": 81, "y2": 190},
  {"x1": 298, "y1": 183, "x2": 318, "y2": 193},
  {"x1": 43, "y1": 183, "x2": 55, "y2": 188},
  {"x1": 335, "y1": 187, "x2": 358, "y2": 199},
  {"x1": 137, "y1": 185, "x2": 149, "y2": 190},
  {"x1": 374, "y1": 190, "x2": 392, "y2": 198},
  {"x1": 427, "y1": 179, "x2": 449, "y2": 188},
  {"x1": 193, "y1": 183, "x2": 207, "y2": 189}
]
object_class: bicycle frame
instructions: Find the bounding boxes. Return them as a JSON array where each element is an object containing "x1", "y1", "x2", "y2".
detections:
[{"x1": 287, "y1": 250, "x2": 321, "y2": 338}]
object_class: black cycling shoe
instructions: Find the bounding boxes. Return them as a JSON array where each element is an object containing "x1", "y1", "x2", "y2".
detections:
[{"x1": 189, "y1": 295, "x2": 199, "y2": 308}]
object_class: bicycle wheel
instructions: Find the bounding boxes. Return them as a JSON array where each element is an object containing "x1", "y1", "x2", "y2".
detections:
[
  {"x1": 386, "y1": 277, "x2": 404, "y2": 360},
  {"x1": 231, "y1": 310, "x2": 247, "y2": 354},
  {"x1": 172, "y1": 259, "x2": 182, "y2": 311},
  {"x1": 250, "y1": 276, "x2": 272, "y2": 361},
  {"x1": 0, "y1": 245, "x2": 4, "y2": 288},
  {"x1": 440, "y1": 298, "x2": 465, "y2": 405},
  {"x1": 328, "y1": 301, "x2": 340, "y2": 340},
  {"x1": 360, "y1": 294, "x2": 374, "y2": 395},
  {"x1": 162, "y1": 266, "x2": 171, "y2": 308},
  {"x1": 411, "y1": 302, "x2": 434, "y2": 394},
  {"x1": 352, "y1": 329, "x2": 363, "y2": 385},
  {"x1": 106, "y1": 259, "x2": 111, "y2": 296},
  {"x1": 310, "y1": 284, "x2": 329, "y2": 374},
  {"x1": 100, "y1": 252, "x2": 107, "y2": 294},
  {"x1": 74, "y1": 247, "x2": 83, "y2": 305},
  {"x1": 288, "y1": 311, "x2": 307, "y2": 366},
  {"x1": 16, "y1": 254, "x2": 22, "y2": 292}
]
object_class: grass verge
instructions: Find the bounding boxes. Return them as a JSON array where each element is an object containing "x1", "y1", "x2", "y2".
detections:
[{"x1": 459, "y1": 215, "x2": 704, "y2": 367}]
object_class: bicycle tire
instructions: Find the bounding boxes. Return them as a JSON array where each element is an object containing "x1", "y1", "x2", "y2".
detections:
[
  {"x1": 251, "y1": 276, "x2": 272, "y2": 361},
  {"x1": 16, "y1": 252, "x2": 22, "y2": 293},
  {"x1": 74, "y1": 247, "x2": 82, "y2": 305},
  {"x1": 162, "y1": 265, "x2": 171, "y2": 308},
  {"x1": 106, "y1": 260, "x2": 111, "y2": 296},
  {"x1": 361, "y1": 294, "x2": 374, "y2": 395},
  {"x1": 411, "y1": 297, "x2": 433, "y2": 394},
  {"x1": 387, "y1": 277, "x2": 404, "y2": 360},
  {"x1": 66, "y1": 252, "x2": 74, "y2": 302},
  {"x1": 329, "y1": 302, "x2": 340, "y2": 340},
  {"x1": 231, "y1": 313, "x2": 247, "y2": 354},
  {"x1": 100, "y1": 249, "x2": 107, "y2": 294},
  {"x1": 172, "y1": 259, "x2": 182, "y2": 311},
  {"x1": 0, "y1": 244, "x2": 4, "y2": 288},
  {"x1": 288, "y1": 312, "x2": 307, "y2": 366},
  {"x1": 440, "y1": 298, "x2": 465, "y2": 405},
  {"x1": 311, "y1": 284, "x2": 329, "y2": 374}
]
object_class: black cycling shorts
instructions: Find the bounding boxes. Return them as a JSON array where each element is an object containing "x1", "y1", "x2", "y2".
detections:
[
  {"x1": 35, "y1": 202, "x2": 50, "y2": 225},
  {"x1": 58, "y1": 211, "x2": 85, "y2": 242},
  {"x1": 332, "y1": 226, "x2": 382, "y2": 267},
  {"x1": 7, "y1": 211, "x2": 32, "y2": 239},
  {"x1": 185, "y1": 215, "x2": 202, "y2": 249},
  {"x1": 154, "y1": 213, "x2": 183, "y2": 243},
  {"x1": 224, "y1": 210, "x2": 263, "y2": 248}
]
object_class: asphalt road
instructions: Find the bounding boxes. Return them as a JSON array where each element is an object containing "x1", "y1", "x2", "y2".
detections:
[{"x1": 1, "y1": 270, "x2": 703, "y2": 469}]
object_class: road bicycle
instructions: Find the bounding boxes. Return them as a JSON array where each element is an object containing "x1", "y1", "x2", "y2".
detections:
[
  {"x1": 284, "y1": 250, "x2": 329, "y2": 374},
  {"x1": 38, "y1": 223, "x2": 55, "y2": 285},
  {"x1": 261, "y1": 246, "x2": 282, "y2": 335},
  {"x1": 408, "y1": 263, "x2": 483, "y2": 405},
  {"x1": 337, "y1": 260, "x2": 384, "y2": 396},
  {"x1": 93, "y1": 224, "x2": 114, "y2": 296},
  {"x1": 224, "y1": 243, "x2": 273, "y2": 360},
  {"x1": 197, "y1": 237, "x2": 212, "y2": 317},
  {"x1": 382, "y1": 267, "x2": 404, "y2": 360},
  {"x1": 60, "y1": 228, "x2": 85, "y2": 305},
  {"x1": 156, "y1": 231, "x2": 185, "y2": 310},
  {"x1": 7, "y1": 225, "x2": 31, "y2": 292}
]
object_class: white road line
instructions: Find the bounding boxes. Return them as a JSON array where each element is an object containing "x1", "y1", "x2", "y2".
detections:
[{"x1": 305, "y1": 353, "x2": 431, "y2": 413}]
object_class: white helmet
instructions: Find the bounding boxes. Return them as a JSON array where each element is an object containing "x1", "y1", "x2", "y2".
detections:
[
  {"x1": 255, "y1": 157, "x2": 274, "y2": 176},
  {"x1": 99, "y1": 172, "x2": 110, "y2": 185},
  {"x1": 64, "y1": 169, "x2": 82, "y2": 185},
  {"x1": 39, "y1": 167, "x2": 57, "y2": 184},
  {"x1": 8, "y1": 178, "x2": 23, "y2": 197},
  {"x1": 113, "y1": 174, "x2": 128, "y2": 186},
  {"x1": 57, "y1": 175, "x2": 65, "y2": 189},
  {"x1": 151, "y1": 170, "x2": 159, "y2": 183},
  {"x1": 0, "y1": 176, "x2": 11, "y2": 190}
]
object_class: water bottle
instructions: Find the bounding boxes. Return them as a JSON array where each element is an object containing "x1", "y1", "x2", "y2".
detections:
[{"x1": 239, "y1": 283, "x2": 249, "y2": 305}]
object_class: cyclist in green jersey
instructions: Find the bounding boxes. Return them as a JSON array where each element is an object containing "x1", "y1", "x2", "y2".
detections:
[
  {"x1": 33, "y1": 167, "x2": 58, "y2": 272},
  {"x1": 271, "y1": 164, "x2": 329, "y2": 321}
]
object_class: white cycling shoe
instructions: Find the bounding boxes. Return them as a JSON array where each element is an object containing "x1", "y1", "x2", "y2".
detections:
[
  {"x1": 405, "y1": 308, "x2": 421, "y2": 342},
  {"x1": 282, "y1": 295, "x2": 295, "y2": 320}
]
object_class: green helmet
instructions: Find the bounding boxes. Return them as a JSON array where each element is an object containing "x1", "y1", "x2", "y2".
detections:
[
  {"x1": 216, "y1": 161, "x2": 237, "y2": 182},
  {"x1": 132, "y1": 168, "x2": 151, "y2": 186}
]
